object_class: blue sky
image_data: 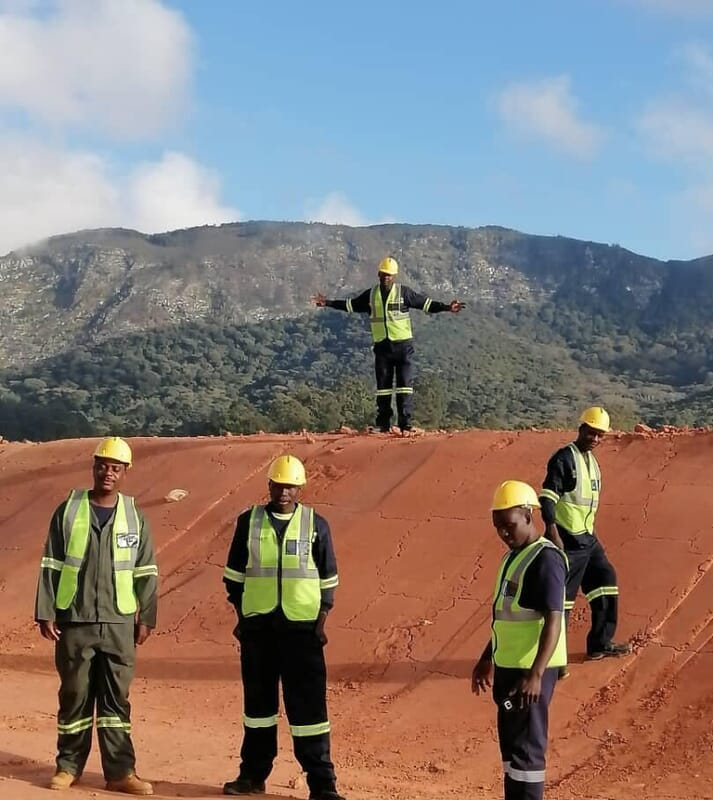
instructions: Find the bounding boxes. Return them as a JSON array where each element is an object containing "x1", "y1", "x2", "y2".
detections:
[{"x1": 1, "y1": 0, "x2": 713, "y2": 259}]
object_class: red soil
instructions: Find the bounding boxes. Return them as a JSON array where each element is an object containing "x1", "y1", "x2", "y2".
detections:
[{"x1": 0, "y1": 429, "x2": 711, "y2": 799}]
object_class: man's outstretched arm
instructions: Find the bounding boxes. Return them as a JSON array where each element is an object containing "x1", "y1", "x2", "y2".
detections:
[
  {"x1": 401, "y1": 286, "x2": 465, "y2": 314},
  {"x1": 313, "y1": 288, "x2": 371, "y2": 312}
]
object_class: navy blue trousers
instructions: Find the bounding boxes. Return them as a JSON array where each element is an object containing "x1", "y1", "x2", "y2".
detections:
[{"x1": 493, "y1": 666, "x2": 558, "y2": 800}]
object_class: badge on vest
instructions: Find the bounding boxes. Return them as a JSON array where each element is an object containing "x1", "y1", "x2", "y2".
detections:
[
  {"x1": 285, "y1": 540, "x2": 311, "y2": 556},
  {"x1": 116, "y1": 533, "x2": 139, "y2": 549},
  {"x1": 501, "y1": 580, "x2": 518, "y2": 598}
]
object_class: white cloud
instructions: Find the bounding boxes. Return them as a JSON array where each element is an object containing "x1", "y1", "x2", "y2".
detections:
[
  {"x1": 637, "y1": 45, "x2": 713, "y2": 163},
  {"x1": 497, "y1": 75, "x2": 604, "y2": 158},
  {"x1": 0, "y1": 137, "x2": 119, "y2": 253},
  {"x1": 307, "y1": 191, "x2": 370, "y2": 226},
  {"x1": 0, "y1": 138, "x2": 239, "y2": 255},
  {"x1": 638, "y1": 101, "x2": 713, "y2": 162},
  {"x1": 126, "y1": 152, "x2": 239, "y2": 233},
  {"x1": 0, "y1": 0, "x2": 193, "y2": 138},
  {"x1": 0, "y1": 1, "x2": 240, "y2": 254}
]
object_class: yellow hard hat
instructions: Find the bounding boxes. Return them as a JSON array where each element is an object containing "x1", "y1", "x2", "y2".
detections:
[
  {"x1": 93, "y1": 436, "x2": 132, "y2": 467},
  {"x1": 579, "y1": 406, "x2": 610, "y2": 433},
  {"x1": 378, "y1": 256, "x2": 399, "y2": 276},
  {"x1": 490, "y1": 480, "x2": 540, "y2": 511},
  {"x1": 268, "y1": 454, "x2": 306, "y2": 486}
]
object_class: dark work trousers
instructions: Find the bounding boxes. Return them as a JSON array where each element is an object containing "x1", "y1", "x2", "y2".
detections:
[
  {"x1": 562, "y1": 532, "x2": 619, "y2": 654},
  {"x1": 238, "y1": 627, "x2": 336, "y2": 795},
  {"x1": 374, "y1": 339, "x2": 415, "y2": 430},
  {"x1": 493, "y1": 666, "x2": 558, "y2": 800},
  {"x1": 55, "y1": 622, "x2": 136, "y2": 780}
]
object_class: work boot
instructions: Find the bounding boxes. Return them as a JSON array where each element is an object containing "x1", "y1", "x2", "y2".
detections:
[
  {"x1": 587, "y1": 642, "x2": 631, "y2": 660},
  {"x1": 49, "y1": 770, "x2": 78, "y2": 790},
  {"x1": 400, "y1": 426, "x2": 424, "y2": 436},
  {"x1": 309, "y1": 791, "x2": 346, "y2": 800},
  {"x1": 558, "y1": 665, "x2": 570, "y2": 680},
  {"x1": 223, "y1": 777, "x2": 266, "y2": 795},
  {"x1": 105, "y1": 773, "x2": 154, "y2": 795}
]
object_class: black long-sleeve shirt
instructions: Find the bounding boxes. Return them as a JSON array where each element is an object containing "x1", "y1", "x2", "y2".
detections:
[
  {"x1": 326, "y1": 284, "x2": 451, "y2": 318},
  {"x1": 35, "y1": 497, "x2": 158, "y2": 627},
  {"x1": 540, "y1": 444, "x2": 601, "y2": 549},
  {"x1": 539, "y1": 445, "x2": 579, "y2": 527},
  {"x1": 223, "y1": 503, "x2": 338, "y2": 631}
]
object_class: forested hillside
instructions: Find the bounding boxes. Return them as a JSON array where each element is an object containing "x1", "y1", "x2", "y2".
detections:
[{"x1": 1, "y1": 222, "x2": 712, "y2": 439}]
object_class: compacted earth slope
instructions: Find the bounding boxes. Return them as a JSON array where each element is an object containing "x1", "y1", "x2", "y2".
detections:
[{"x1": 0, "y1": 430, "x2": 711, "y2": 799}]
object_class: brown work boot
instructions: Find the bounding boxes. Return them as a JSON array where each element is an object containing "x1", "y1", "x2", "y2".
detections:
[
  {"x1": 49, "y1": 770, "x2": 79, "y2": 790},
  {"x1": 105, "y1": 773, "x2": 154, "y2": 795}
]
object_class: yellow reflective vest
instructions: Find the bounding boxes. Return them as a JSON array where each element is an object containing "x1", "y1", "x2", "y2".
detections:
[
  {"x1": 491, "y1": 538, "x2": 567, "y2": 669},
  {"x1": 55, "y1": 490, "x2": 141, "y2": 615},
  {"x1": 369, "y1": 284, "x2": 413, "y2": 343},
  {"x1": 554, "y1": 444, "x2": 601, "y2": 535},
  {"x1": 241, "y1": 504, "x2": 321, "y2": 622}
]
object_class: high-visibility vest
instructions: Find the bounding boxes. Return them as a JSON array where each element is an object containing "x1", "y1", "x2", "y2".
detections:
[
  {"x1": 55, "y1": 490, "x2": 141, "y2": 615},
  {"x1": 555, "y1": 444, "x2": 601, "y2": 535},
  {"x1": 241, "y1": 504, "x2": 321, "y2": 622},
  {"x1": 491, "y1": 538, "x2": 567, "y2": 669},
  {"x1": 369, "y1": 284, "x2": 413, "y2": 343}
]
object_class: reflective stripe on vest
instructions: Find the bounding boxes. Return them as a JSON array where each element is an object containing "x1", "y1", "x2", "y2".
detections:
[
  {"x1": 491, "y1": 538, "x2": 567, "y2": 669},
  {"x1": 369, "y1": 284, "x2": 413, "y2": 343},
  {"x1": 241, "y1": 504, "x2": 321, "y2": 622},
  {"x1": 554, "y1": 444, "x2": 601, "y2": 535},
  {"x1": 55, "y1": 490, "x2": 141, "y2": 615}
]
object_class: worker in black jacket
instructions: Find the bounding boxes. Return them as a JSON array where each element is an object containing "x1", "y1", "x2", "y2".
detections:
[
  {"x1": 313, "y1": 256, "x2": 464, "y2": 433},
  {"x1": 539, "y1": 407, "x2": 630, "y2": 678},
  {"x1": 222, "y1": 454, "x2": 343, "y2": 800}
]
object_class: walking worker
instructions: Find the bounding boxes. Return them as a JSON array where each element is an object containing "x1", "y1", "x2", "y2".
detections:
[
  {"x1": 222, "y1": 454, "x2": 344, "y2": 800},
  {"x1": 539, "y1": 406, "x2": 630, "y2": 670},
  {"x1": 34, "y1": 437, "x2": 158, "y2": 795},
  {"x1": 313, "y1": 256, "x2": 465, "y2": 433},
  {"x1": 472, "y1": 480, "x2": 567, "y2": 800}
]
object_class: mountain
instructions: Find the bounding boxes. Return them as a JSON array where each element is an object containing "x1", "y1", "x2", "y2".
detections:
[{"x1": 1, "y1": 221, "x2": 713, "y2": 439}]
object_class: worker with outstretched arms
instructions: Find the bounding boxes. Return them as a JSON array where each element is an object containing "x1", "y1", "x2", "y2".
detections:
[{"x1": 313, "y1": 256, "x2": 464, "y2": 433}]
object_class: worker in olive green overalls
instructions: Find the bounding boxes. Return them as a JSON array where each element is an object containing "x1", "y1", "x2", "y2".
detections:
[{"x1": 35, "y1": 437, "x2": 158, "y2": 795}]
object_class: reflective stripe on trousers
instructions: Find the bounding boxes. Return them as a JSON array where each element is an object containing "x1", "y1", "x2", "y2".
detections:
[
  {"x1": 503, "y1": 760, "x2": 546, "y2": 782},
  {"x1": 243, "y1": 714, "x2": 278, "y2": 728},
  {"x1": 585, "y1": 585, "x2": 618, "y2": 602}
]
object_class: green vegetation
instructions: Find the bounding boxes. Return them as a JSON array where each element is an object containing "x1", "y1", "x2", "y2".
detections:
[
  {"x1": 3, "y1": 222, "x2": 713, "y2": 441},
  {"x1": 2, "y1": 293, "x2": 711, "y2": 441}
]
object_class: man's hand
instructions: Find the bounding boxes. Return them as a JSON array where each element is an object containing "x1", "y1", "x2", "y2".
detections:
[
  {"x1": 510, "y1": 670, "x2": 542, "y2": 709},
  {"x1": 312, "y1": 293, "x2": 327, "y2": 307},
  {"x1": 471, "y1": 657, "x2": 493, "y2": 695},
  {"x1": 134, "y1": 623, "x2": 152, "y2": 646},
  {"x1": 39, "y1": 621, "x2": 60, "y2": 642},
  {"x1": 545, "y1": 523, "x2": 565, "y2": 551},
  {"x1": 315, "y1": 611, "x2": 328, "y2": 645},
  {"x1": 449, "y1": 300, "x2": 466, "y2": 313}
]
